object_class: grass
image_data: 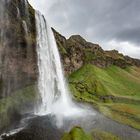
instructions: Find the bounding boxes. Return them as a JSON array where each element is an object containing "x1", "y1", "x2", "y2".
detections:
[
  {"x1": 69, "y1": 64, "x2": 140, "y2": 100},
  {"x1": 91, "y1": 129, "x2": 121, "y2": 140},
  {"x1": 99, "y1": 104, "x2": 140, "y2": 130},
  {"x1": 125, "y1": 66, "x2": 140, "y2": 77},
  {"x1": 68, "y1": 64, "x2": 140, "y2": 129},
  {"x1": 104, "y1": 66, "x2": 140, "y2": 98},
  {"x1": 69, "y1": 65, "x2": 110, "y2": 102},
  {"x1": 61, "y1": 127, "x2": 93, "y2": 140},
  {"x1": 99, "y1": 103, "x2": 140, "y2": 130},
  {"x1": 61, "y1": 127, "x2": 121, "y2": 140}
]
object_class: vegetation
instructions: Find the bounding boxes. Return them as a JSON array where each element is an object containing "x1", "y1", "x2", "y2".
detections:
[
  {"x1": 61, "y1": 127, "x2": 93, "y2": 140},
  {"x1": 68, "y1": 64, "x2": 140, "y2": 129},
  {"x1": 91, "y1": 129, "x2": 121, "y2": 140},
  {"x1": 0, "y1": 85, "x2": 38, "y2": 130},
  {"x1": 0, "y1": 0, "x2": 37, "y2": 132},
  {"x1": 61, "y1": 127, "x2": 121, "y2": 140}
]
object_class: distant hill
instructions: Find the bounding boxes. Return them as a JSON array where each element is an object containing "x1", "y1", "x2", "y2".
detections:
[{"x1": 53, "y1": 28, "x2": 140, "y2": 75}]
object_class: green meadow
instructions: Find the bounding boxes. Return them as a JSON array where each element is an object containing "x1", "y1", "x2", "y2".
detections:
[{"x1": 69, "y1": 65, "x2": 140, "y2": 129}]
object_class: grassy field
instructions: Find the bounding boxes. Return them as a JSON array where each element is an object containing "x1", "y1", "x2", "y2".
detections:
[{"x1": 68, "y1": 64, "x2": 140, "y2": 129}]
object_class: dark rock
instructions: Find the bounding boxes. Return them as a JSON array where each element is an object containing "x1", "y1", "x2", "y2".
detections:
[
  {"x1": 0, "y1": 0, "x2": 37, "y2": 98},
  {"x1": 2, "y1": 115, "x2": 63, "y2": 140},
  {"x1": 0, "y1": 0, "x2": 37, "y2": 132}
]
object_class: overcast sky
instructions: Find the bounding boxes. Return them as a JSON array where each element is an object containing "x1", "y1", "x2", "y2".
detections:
[{"x1": 28, "y1": 0, "x2": 140, "y2": 59}]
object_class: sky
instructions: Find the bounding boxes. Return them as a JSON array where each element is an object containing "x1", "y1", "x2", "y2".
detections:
[{"x1": 28, "y1": 0, "x2": 140, "y2": 59}]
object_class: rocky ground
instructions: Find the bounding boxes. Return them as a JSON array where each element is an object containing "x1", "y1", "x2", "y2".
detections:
[{"x1": 1, "y1": 107, "x2": 140, "y2": 140}]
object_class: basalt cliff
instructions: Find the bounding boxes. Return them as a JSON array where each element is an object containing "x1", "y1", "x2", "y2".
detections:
[{"x1": 0, "y1": 0, "x2": 37, "y2": 132}]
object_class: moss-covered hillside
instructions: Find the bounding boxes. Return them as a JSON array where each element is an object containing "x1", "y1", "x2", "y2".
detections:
[{"x1": 68, "y1": 65, "x2": 140, "y2": 129}]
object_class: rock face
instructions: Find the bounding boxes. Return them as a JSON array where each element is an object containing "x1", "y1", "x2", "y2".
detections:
[
  {"x1": 53, "y1": 29, "x2": 140, "y2": 74},
  {"x1": 0, "y1": 0, "x2": 37, "y2": 132},
  {"x1": 0, "y1": 0, "x2": 37, "y2": 98}
]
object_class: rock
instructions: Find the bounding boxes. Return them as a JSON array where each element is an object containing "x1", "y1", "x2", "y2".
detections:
[
  {"x1": 0, "y1": 0, "x2": 37, "y2": 132},
  {"x1": 53, "y1": 29, "x2": 140, "y2": 74},
  {"x1": 2, "y1": 115, "x2": 63, "y2": 140},
  {"x1": 0, "y1": 0, "x2": 37, "y2": 98}
]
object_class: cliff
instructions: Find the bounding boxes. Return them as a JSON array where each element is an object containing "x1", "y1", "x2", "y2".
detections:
[
  {"x1": 53, "y1": 29, "x2": 140, "y2": 74},
  {"x1": 0, "y1": 0, "x2": 37, "y2": 132},
  {"x1": 0, "y1": 0, "x2": 37, "y2": 97}
]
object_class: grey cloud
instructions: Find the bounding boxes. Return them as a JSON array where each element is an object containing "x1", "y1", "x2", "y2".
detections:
[
  {"x1": 29, "y1": 0, "x2": 140, "y2": 58},
  {"x1": 46, "y1": 0, "x2": 140, "y2": 45},
  {"x1": 116, "y1": 26, "x2": 140, "y2": 44}
]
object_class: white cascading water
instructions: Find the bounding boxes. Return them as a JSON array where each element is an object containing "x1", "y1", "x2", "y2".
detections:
[{"x1": 35, "y1": 12, "x2": 86, "y2": 117}]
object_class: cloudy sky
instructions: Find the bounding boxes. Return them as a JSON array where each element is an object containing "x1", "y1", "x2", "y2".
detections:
[{"x1": 28, "y1": 0, "x2": 140, "y2": 59}]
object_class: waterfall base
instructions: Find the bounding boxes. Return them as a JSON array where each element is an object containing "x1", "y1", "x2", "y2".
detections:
[{"x1": 1, "y1": 109, "x2": 140, "y2": 140}]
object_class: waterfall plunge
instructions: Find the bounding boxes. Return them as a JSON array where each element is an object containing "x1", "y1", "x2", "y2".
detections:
[{"x1": 35, "y1": 12, "x2": 85, "y2": 117}]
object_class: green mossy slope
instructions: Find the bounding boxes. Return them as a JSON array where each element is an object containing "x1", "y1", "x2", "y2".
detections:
[
  {"x1": 61, "y1": 127, "x2": 93, "y2": 140},
  {"x1": 91, "y1": 129, "x2": 121, "y2": 140},
  {"x1": 69, "y1": 65, "x2": 140, "y2": 100},
  {"x1": 68, "y1": 65, "x2": 140, "y2": 129},
  {"x1": 61, "y1": 127, "x2": 121, "y2": 140}
]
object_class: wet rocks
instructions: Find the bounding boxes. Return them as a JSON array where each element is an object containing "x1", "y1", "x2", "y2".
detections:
[{"x1": 0, "y1": 0, "x2": 37, "y2": 132}]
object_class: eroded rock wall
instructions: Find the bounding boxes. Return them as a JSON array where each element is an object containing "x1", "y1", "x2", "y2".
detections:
[
  {"x1": 0, "y1": 0, "x2": 37, "y2": 132},
  {"x1": 0, "y1": 0, "x2": 37, "y2": 98}
]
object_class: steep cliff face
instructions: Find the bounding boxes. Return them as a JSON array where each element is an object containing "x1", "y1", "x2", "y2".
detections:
[
  {"x1": 0, "y1": 0, "x2": 37, "y2": 98},
  {"x1": 0, "y1": 0, "x2": 37, "y2": 132},
  {"x1": 53, "y1": 29, "x2": 140, "y2": 74}
]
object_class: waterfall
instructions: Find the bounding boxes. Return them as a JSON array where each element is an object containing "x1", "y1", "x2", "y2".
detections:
[{"x1": 35, "y1": 12, "x2": 85, "y2": 117}]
